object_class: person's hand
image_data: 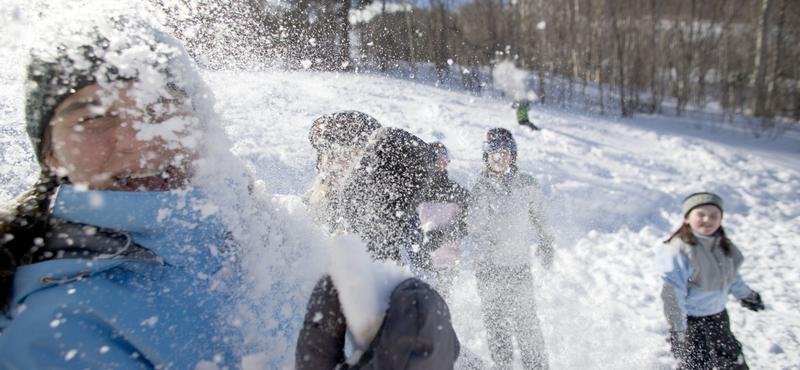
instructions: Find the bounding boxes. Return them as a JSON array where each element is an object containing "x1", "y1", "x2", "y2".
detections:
[
  {"x1": 536, "y1": 244, "x2": 553, "y2": 270},
  {"x1": 424, "y1": 229, "x2": 446, "y2": 251},
  {"x1": 740, "y1": 291, "x2": 765, "y2": 312},
  {"x1": 540, "y1": 252, "x2": 553, "y2": 270},
  {"x1": 667, "y1": 329, "x2": 685, "y2": 359}
]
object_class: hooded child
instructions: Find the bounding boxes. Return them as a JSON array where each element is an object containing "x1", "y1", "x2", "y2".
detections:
[
  {"x1": 304, "y1": 110, "x2": 382, "y2": 235},
  {"x1": 467, "y1": 127, "x2": 554, "y2": 370},
  {"x1": 416, "y1": 141, "x2": 469, "y2": 302}
]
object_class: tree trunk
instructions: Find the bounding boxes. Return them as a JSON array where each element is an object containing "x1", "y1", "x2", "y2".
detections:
[
  {"x1": 338, "y1": 0, "x2": 353, "y2": 70},
  {"x1": 404, "y1": 0, "x2": 417, "y2": 78},
  {"x1": 768, "y1": 0, "x2": 787, "y2": 116},
  {"x1": 751, "y1": 0, "x2": 773, "y2": 117},
  {"x1": 609, "y1": 0, "x2": 627, "y2": 117}
]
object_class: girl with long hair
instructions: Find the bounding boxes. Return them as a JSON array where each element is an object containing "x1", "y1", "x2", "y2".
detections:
[{"x1": 657, "y1": 192, "x2": 765, "y2": 370}]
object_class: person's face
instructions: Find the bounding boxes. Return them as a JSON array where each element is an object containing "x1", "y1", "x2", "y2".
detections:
[
  {"x1": 435, "y1": 156, "x2": 448, "y2": 172},
  {"x1": 318, "y1": 144, "x2": 362, "y2": 187},
  {"x1": 685, "y1": 205, "x2": 722, "y2": 236},
  {"x1": 45, "y1": 81, "x2": 198, "y2": 191},
  {"x1": 487, "y1": 149, "x2": 513, "y2": 175}
]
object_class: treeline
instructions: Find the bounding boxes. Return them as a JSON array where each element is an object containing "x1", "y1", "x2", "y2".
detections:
[{"x1": 151, "y1": 0, "x2": 800, "y2": 128}]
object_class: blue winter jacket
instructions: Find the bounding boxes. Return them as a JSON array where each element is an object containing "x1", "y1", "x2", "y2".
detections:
[
  {"x1": 0, "y1": 185, "x2": 250, "y2": 369},
  {"x1": 655, "y1": 231, "x2": 752, "y2": 331}
]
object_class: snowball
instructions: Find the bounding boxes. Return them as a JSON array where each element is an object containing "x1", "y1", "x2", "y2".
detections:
[{"x1": 328, "y1": 234, "x2": 412, "y2": 348}]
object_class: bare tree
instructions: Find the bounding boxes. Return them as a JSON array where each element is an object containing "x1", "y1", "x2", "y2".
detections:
[{"x1": 751, "y1": 0, "x2": 773, "y2": 117}]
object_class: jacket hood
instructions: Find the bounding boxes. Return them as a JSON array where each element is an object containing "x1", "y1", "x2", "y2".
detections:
[{"x1": 309, "y1": 111, "x2": 382, "y2": 151}]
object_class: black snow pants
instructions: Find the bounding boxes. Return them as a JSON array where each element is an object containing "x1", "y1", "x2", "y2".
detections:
[
  {"x1": 678, "y1": 310, "x2": 748, "y2": 370},
  {"x1": 295, "y1": 275, "x2": 460, "y2": 370},
  {"x1": 476, "y1": 263, "x2": 548, "y2": 370}
]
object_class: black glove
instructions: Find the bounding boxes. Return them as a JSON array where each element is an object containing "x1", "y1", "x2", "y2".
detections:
[
  {"x1": 667, "y1": 329, "x2": 685, "y2": 359},
  {"x1": 740, "y1": 291, "x2": 765, "y2": 312}
]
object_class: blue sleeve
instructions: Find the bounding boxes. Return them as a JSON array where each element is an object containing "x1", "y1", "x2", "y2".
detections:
[
  {"x1": 729, "y1": 273, "x2": 752, "y2": 300},
  {"x1": 0, "y1": 291, "x2": 159, "y2": 370},
  {"x1": 655, "y1": 244, "x2": 693, "y2": 331}
]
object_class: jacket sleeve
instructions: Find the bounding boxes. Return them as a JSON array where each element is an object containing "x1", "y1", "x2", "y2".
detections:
[
  {"x1": 729, "y1": 273, "x2": 752, "y2": 300},
  {"x1": 655, "y1": 244, "x2": 692, "y2": 331},
  {"x1": 452, "y1": 186, "x2": 469, "y2": 240},
  {"x1": 466, "y1": 183, "x2": 491, "y2": 261},
  {"x1": 527, "y1": 183, "x2": 555, "y2": 268}
]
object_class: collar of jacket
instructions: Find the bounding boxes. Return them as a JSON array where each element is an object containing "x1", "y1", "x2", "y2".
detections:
[
  {"x1": 51, "y1": 184, "x2": 228, "y2": 271},
  {"x1": 479, "y1": 167, "x2": 517, "y2": 192},
  {"x1": 691, "y1": 230, "x2": 720, "y2": 248}
]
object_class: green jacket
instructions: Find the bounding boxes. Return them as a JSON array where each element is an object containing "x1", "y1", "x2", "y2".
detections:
[{"x1": 515, "y1": 100, "x2": 529, "y2": 122}]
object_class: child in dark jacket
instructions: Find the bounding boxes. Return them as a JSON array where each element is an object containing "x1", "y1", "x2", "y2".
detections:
[
  {"x1": 656, "y1": 192, "x2": 765, "y2": 370},
  {"x1": 417, "y1": 142, "x2": 469, "y2": 302}
]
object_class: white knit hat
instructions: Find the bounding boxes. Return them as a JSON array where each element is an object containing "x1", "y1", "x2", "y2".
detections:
[{"x1": 682, "y1": 192, "x2": 724, "y2": 218}]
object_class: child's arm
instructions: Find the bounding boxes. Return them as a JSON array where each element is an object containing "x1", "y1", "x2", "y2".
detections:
[
  {"x1": 729, "y1": 273, "x2": 752, "y2": 299},
  {"x1": 655, "y1": 245, "x2": 693, "y2": 332}
]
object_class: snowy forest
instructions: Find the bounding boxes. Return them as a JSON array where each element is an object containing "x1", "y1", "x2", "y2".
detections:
[{"x1": 147, "y1": 0, "x2": 800, "y2": 127}]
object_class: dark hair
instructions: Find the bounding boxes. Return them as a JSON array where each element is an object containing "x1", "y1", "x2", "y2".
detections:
[
  {"x1": 0, "y1": 176, "x2": 59, "y2": 310},
  {"x1": 430, "y1": 142, "x2": 448, "y2": 157},
  {"x1": 664, "y1": 223, "x2": 732, "y2": 256}
]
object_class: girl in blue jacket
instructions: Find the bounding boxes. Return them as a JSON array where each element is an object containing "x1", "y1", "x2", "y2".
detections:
[
  {"x1": 0, "y1": 13, "x2": 319, "y2": 369},
  {"x1": 656, "y1": 193, "x2": 765, "y2": 370}
]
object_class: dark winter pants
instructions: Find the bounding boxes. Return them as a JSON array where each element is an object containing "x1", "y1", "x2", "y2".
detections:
[
  {"x1": 518, "y1": 119, "x2": 539, "y2": 130},
  {"x1": 476, "y1": 263, "x2": 548, "y2": 370},
  {"x1": 677, "y1": 310, "x2": 748, "y2": 370}
]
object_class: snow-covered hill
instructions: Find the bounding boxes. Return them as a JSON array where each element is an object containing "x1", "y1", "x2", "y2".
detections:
[{"x1": 2, "y1": 64, "x2": 799, "y2": 368}]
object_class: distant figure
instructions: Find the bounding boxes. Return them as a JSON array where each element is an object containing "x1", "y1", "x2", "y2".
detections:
[
  {"x1": 468, "y1": 128, "x2": 554, "y2": 370},
  {"x1": 512, "y1": 100, "x2": 540, "y2": 131},
  {"x1": 417, "y1": 142, "x2": 469, "y2": 302},
  {"x1": 656, "y1": 192, "x2": 764, "y2": 370}
]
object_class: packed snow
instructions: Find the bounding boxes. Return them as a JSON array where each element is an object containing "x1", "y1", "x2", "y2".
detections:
[{"x1": 2, "y1": 3, "x2": 800, "y2": 370}]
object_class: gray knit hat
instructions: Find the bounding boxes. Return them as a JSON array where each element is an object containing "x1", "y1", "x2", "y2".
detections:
[{"x1": 682, "y1": 192, "x2": 724, "y2": 218}]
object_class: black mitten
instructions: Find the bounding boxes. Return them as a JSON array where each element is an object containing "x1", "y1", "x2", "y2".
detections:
[
  {"x1": 348, "y1": 278, "x2": 460, "y2": 370},
  {"x1": 295, "y1": 275, "x2": 347, "y2": 370},
  {"x1": 740, "y1": 291, "x2": 765, "y2": 312}
]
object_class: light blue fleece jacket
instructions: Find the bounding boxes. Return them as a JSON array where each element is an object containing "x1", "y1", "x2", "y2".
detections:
[{"x1": 655, "y1": 231, "x2": 752, "y2": 331}]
